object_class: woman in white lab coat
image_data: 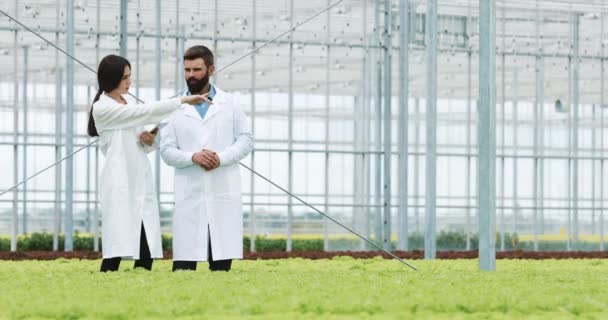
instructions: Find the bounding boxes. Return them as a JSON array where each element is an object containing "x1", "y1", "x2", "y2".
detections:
[{"x1": 88, "y1": 54, "x2": 208, "y2": 272}]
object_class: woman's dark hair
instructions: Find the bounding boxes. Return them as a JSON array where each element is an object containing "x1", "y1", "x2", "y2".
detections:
[{"x1": 88, "y1": 54, "x2": 131, "y2": 137}]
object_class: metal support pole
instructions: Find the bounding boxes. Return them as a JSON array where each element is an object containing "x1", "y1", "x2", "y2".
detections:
[
  {"x1": 601, "y1": 12, "x2": 606, "y2": 252},
  {"x1": 86, "y1": 86, "x2": 92, "y2": 233},
  {"x1": 424, "y1": 0, "x2": 438, "y2": 260},
  {"x1": 54, "y1": 65, "x2": 62, "y2": 250},
  {"x1": 499, "y1": 5, "x2": 506, "y2": 251},
  {"x1": 572, "y1": 13, "x2": 580, "y2": 246},
  {"x1": 538, "y1": 34, "x2": 545, "y2": 240},
  {"x1": 323, "y1": 0, "x2": 331, "y2": 251},
  {"x1": 382, "y1": 0, "x2": 393, "y2": 251},
  {"x1": 363, "y1": 9, "x2": 372, "y2": 248},
  {"x1": 500, "y1": 55, "x2": 505, "y2": 251},
  {"x1": 179, "y1": 26, "x2": 185, "y2": 92},
  {"x1": 592, "y1": 105, "x2": 597, "y2": 236},
  {"x1": 249, "y1": 0, "x2": 257, "y2": 253},
  {"x1": 466, "y1": 50, "x2": 472, "y2": 250},
  {"x1": 512, "y1": 69, "x2": 518, "y2": 238},
  {"x1": 357, "y1": 0, "x2": 369, "y2": 250},
  {"x1": 478, "y1": 0, "x2": 497, "y2": 271},
  {"x1": 154, "y1": 0, "x2": 162, "y2": 210},
  {"x1": 119, "y1": 0, "x2": 128, "y2": 57},
  {"x1": 397, "y1": 0, "x2": 409, "y2": 251},
  {"x1": 93, "y1": 0, "x2": 101, "y2": 253},
  {"x1": 93, "y1": 0, "x2": 101, "y2": 252},
  {"x1": 414, "y1": 97, "x2": 420, "y2": 234},
  {"x1": 22, "y1": 45, "x2": 28, "y2": 235},
  {"x1": 374, "y1": 0, "x2": 383, "y2": 244},
  {"x1": 532, "y1": 1, "x2": 541, "y2": 251},
  {"x1": 213, "y1": 0, "x2": 218, "y2": 84},
  {"x1": 65, "y1": 0, "x2": 75, "y2": 251},
  {"x1": 11, "y1": 0, "x2": 19, "y2": 252},
  {"x1": 498, "y1": 4, "x2": 507, "y2": 251},
  {"x1": 53, "y1": 0, "x2": 62, "y2": 252},
  {"x1": 566, "y1": 18, "x2": 573, "y2": 251},
  {"x1": 136, "y1": 0, "x2": 141, "y2": 98},
  {"x1": 286, "y1": 0, "x2": 295, "y2": 252},
  {"x1": 94, "y1": 145, "x2": 100, "y2": 252},
  {"x1": 173, "y1": 0, "x2": 179, "y2": 94},
  {"x1": 353, "y1": 92, "x2": 363, "y2": 244}
]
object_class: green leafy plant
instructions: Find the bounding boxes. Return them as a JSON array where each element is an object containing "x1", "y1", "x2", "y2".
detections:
[{"x1": 0, "y1": 259, "x2": 606, "y2": 319}]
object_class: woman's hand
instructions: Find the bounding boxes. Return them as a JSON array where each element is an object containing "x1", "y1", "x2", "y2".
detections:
[
  {"x1": 138, "y1": 130, "x2": 156, "y2": 146},
  {"x1": 181, "y1": 92, "x2": 212, "y2": 105}
]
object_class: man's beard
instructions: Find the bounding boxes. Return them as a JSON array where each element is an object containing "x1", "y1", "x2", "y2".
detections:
[{"x1": 186, "y1": 74, "x2": 209, "y2": 94}]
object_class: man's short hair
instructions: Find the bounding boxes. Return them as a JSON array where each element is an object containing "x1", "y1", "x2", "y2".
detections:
[{"x1": 183, "y1": 45, "x2": 214, "y2": 67}]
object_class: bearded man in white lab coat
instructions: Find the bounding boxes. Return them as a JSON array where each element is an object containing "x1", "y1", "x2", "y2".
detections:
[{"x1": 160, "y1": 45, "x2": 254, "y2": 272}]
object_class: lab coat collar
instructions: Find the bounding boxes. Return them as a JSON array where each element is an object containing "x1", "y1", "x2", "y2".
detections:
[{"x1": 183, "y1": 85, "x2": 228, "y2": 123}]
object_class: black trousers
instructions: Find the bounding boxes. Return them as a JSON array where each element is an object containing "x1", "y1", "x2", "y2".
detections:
[
  {"x1": 173, "y1": 230, "x2": 232, "y2": 272},
  {"x1": 100, "y1": 223, "x2": 153, "y2": 272}
]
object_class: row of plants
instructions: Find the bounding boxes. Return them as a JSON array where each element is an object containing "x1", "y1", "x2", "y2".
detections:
[
  {"x1": 3, "y1": 259, "x2": 606, "y2": 318},
  {"x1": 1, "y1": 230, "x2": 604, "y2": 251}
]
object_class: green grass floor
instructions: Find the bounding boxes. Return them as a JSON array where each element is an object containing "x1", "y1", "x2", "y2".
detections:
[{"x1": 0, "y1": 258, "x2": 606, "y2": 319}]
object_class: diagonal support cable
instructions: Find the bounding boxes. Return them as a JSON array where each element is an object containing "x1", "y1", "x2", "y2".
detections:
[
  {"x1": 0, "y1": 140, "x2": 99, "y2": 197},
  {"x1": 241, "y1": 163, "x2": 417, "y2": 270}
]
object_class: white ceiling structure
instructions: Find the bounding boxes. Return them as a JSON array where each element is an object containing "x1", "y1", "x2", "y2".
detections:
[{"x1": 1, "y1": 0, "x2": 608, "y2": 105}]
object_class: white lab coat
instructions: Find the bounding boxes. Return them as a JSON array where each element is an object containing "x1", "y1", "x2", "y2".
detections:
[
  {"x1": 160, "y1": 87, "x2": 253, "y2": 261},
  {"x1": 93, "y1": 94, "x2": 182, "y2": 259}
]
